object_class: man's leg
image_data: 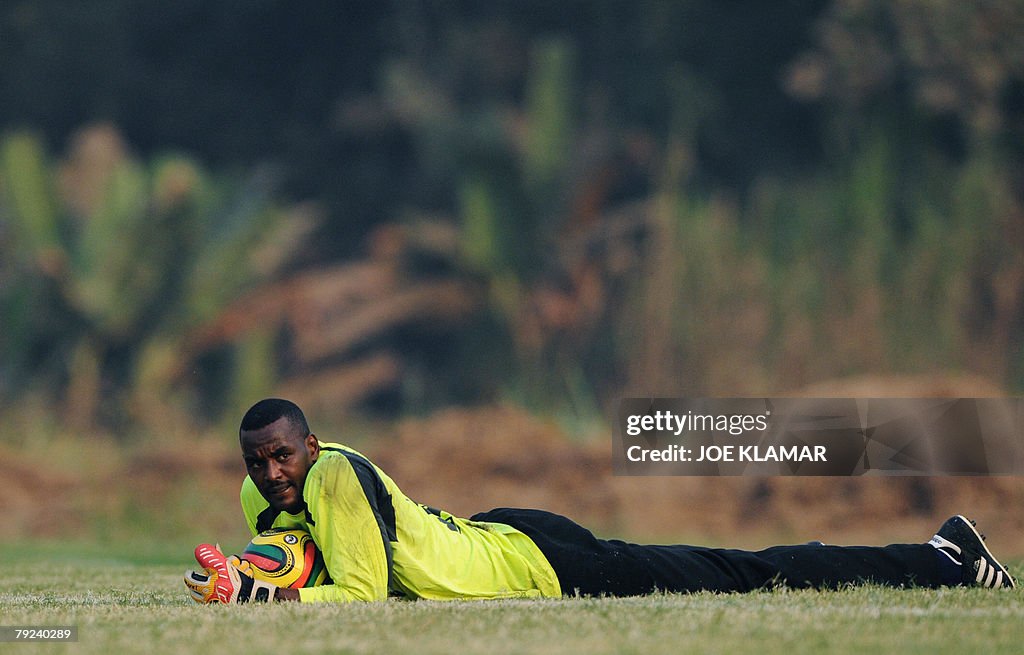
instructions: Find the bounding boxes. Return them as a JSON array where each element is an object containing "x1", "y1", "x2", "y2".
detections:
[{"x1": 472, "y1": 508, "x2": 945, "y2": 596}]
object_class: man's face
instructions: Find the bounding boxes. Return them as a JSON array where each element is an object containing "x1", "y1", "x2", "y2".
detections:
[{"x1": 240, "y1": 417, "x2": 319, "y2": 514}]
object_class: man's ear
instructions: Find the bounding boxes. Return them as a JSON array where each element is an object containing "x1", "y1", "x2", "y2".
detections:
[{"x1": 306, "y1": 433, "x2": 320, "y2": 461}]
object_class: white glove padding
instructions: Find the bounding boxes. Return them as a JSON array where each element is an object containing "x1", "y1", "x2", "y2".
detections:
[{"x1": 184, "y1": 564, "x2": 218, "y2": 604}]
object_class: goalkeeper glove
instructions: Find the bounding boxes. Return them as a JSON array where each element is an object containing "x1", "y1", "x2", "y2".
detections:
[{"x1": 184, "y1": 543, "x2": 279, "y2": 604}]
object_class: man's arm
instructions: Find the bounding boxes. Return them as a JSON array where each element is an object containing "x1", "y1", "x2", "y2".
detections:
[
  {"x1": 275, "y1": 588, "x2": 300, "y2": 601},
  {"x1": 294, "y1": 453, "x2": 394, "y2": 602}
]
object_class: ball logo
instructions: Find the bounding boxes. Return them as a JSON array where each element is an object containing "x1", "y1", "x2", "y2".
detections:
[{"x1": 241, "y1": 529, "x2": 330, "y2": 588}]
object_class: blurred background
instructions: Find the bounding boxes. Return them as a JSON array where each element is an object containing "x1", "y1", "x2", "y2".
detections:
[{"x1": 2, "y1": 0, "x2": 1024, "y2": 559}]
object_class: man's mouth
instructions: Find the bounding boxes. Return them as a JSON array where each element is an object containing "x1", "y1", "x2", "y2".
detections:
[{"x1": 266, "y1": 483, "x2": 291, "y2": 499}]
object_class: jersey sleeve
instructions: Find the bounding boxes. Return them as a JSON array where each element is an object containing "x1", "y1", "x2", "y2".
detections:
[{"x1": 297, "y1": 454, "x2": 393, "y2": 603}]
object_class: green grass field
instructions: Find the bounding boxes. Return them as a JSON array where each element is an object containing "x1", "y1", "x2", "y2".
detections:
[{"x1": 3, "y1": 542, "x2": 1024, "y2": 655}]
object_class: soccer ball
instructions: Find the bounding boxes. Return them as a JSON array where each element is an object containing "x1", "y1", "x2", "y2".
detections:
[{"x1": 240, "y1": 528, "x2": 330, "y2": 588}]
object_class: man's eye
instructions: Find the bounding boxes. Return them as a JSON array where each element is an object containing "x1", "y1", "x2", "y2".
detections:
[
  {"x1": 247, "y1": 461, "x2": 262, "y2": 469},
  {"x1": 277, "y1": 453, "x2": 290, "y2": 461}
]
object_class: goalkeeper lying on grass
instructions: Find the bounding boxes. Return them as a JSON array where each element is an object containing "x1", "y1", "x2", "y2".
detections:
[{"x1": 185, "y1": 398, "x2": 1015, "y2": 603}]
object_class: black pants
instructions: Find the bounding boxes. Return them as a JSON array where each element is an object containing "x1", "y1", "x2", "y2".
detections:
[{"x1": 471, "y1": 508, "x2": 943, "y2": 597}]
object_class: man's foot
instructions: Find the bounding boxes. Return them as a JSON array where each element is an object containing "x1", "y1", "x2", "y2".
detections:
[{"x1": 929, "y1": 515, "x2": 1015, "y2": 589}]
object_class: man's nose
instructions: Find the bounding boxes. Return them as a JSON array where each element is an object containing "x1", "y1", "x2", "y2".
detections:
[{"x1": 266, "y1": 459, "x2": 284, "y2": 480}]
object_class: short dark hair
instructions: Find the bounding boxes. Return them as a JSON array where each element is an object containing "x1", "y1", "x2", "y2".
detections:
[{"x1": 239, "y1": 398, "x2": 310, "y2": 437}]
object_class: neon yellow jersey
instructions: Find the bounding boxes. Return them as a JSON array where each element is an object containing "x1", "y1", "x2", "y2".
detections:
[{"x1": 239, "y1": 442, "x2": 561, "y2": 602}]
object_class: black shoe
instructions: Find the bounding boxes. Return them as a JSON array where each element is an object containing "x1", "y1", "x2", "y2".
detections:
[{"x1": 929, "y1": 515, "x2": 1015, "y2": 589}]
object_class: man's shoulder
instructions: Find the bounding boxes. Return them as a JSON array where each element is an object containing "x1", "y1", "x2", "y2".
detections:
[
  {"x1": 314, "y1": 443, "x2": 377, "y2": 469},
  {"x1": 240, "y1": 472, "x2": 259, "y2": 495},
  {"x1": 307, "y1": 443, "x2": 373, "y2": 481},
  {"x1": 306, "y1": 443, "x2": 396, "y2": 504}
]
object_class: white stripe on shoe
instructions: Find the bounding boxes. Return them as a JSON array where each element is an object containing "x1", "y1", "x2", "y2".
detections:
[{"x1": 928, "y1": 534, "x2": 962, "y2": 556}]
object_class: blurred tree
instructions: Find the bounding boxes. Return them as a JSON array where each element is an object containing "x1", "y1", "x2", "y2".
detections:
[
  {"x1": 784, "y1": 0, "x2": 1024, "y2": 386},
  {"x1": 0, "y1": 1, "x2": 829, "y2": 250},
  {"x1": 3, "y1": 0, "x2": 1023, "y2": 423},
  {"x1": 0, "y1": 125, "x2": 317, "y2": 430},
  {"x1": 787, "y1": 0, "x2": 1024, "y2": 154}
]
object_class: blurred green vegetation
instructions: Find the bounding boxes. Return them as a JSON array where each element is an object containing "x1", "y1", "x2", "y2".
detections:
[
  {"x1": 0, "y1": 126, "x2": 314, "y2": 431},
  {"x1": 1, "y1": 0, "x2": 1022, "y2": 439}
]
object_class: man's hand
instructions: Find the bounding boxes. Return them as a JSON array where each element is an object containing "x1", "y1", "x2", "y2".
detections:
[
  {"x1": 184, "y1": 544, "x2": 280, "y2": 604},
  {"x1": 184, "y1": 562, "x2": 219, "y2": 604}
]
